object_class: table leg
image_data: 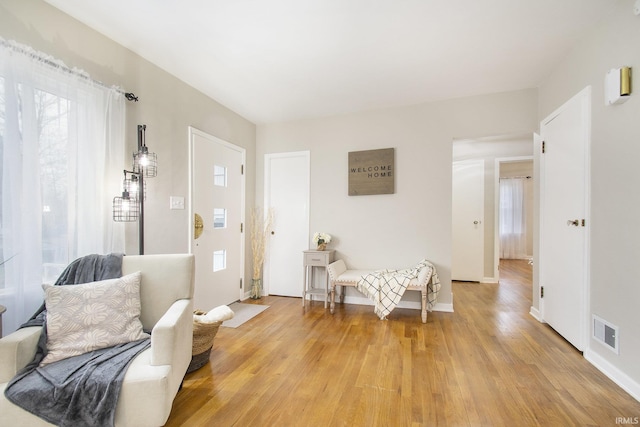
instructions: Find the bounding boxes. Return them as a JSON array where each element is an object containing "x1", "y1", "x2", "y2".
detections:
[{"x1": 302, "y1": 265, "x2": 307, "y2": 306}]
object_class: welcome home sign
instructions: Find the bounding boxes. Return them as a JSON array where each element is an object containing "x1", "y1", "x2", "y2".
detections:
[{"x1": 348, "y1": 148, "x2": 395, "y2": 196}]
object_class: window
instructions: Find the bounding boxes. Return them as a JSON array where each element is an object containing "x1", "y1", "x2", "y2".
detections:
[
  {"x1": 213, "y1": 208, "x2": 227, "y2": 229},
  {"x1": 36, "y1": 89, "x2": 72, "y2": 281},
  {"x1": 213, "y1": 165, "x2": 227, "y2": 187},
  {"x1": 0, "y1": 40, "x2": 125, "y2": 334},
  {"x1": 213, "y1": 250, "x2": 226, "y2": 272},
  {"x1": 499, "y1": 178, "x2": 527, "y2": 259}
]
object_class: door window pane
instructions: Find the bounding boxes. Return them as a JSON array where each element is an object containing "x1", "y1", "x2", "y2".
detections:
[
  {"x1": 213, "y1": 208, "x2": 227, "y2": 228},
  {"x1": 213, "y1": 250, "x2": 226, "y2": 272},
  {"x1": 214, "y1": 165, "x2": 227, "y2": 187}
]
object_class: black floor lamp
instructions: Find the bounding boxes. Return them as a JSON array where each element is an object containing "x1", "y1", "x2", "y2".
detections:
[{"x1": 113, "y1": 124, "x2": 157, "y2": 255}]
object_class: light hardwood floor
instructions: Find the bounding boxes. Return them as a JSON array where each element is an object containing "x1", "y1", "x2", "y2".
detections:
[{"x1": 166, "y1": 260, "x2": 640, "y2": 426}]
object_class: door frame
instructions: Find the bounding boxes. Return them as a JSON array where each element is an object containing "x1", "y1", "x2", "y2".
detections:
[
  {"x1": 493, "y1": 155, "x2": 534, "y2": 283},
  {"x1": 263, "y1": 150, "x2": 310, "y2": 297},
  {"x1": 538, "y1": 86, "x2": 591, "y2": 351},
  {"x1": 188, "y1": 126, "x2": 246, "y2": 302}
]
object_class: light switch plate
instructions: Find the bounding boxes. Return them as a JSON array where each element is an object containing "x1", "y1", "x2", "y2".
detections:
[{"x1": 170, "y1": 196, "x2": 185, "y2": 210}]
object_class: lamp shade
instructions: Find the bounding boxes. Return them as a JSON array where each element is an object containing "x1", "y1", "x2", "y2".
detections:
[
  {"x1": 123, "y1": 175, "x2": 146, "y2": 200},
  {"x1": 133, "y1": 149, "x2": 157, "y2": 177},
  {"x1": 133, "y1": 125, "x2": 157, "y2": 177},
  {"x1": 113, "y1": 190, "x2": 139, "y2": 222}
]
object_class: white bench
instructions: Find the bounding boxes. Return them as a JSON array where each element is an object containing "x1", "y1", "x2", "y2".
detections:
[{"x1": 326, "y1": 259, "x2": 437, "y2": 323}]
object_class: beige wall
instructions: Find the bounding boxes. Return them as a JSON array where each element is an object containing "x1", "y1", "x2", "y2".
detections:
[
  {"x1": 538, "y1": 0, "x2": 640, "y2": 395},
  {"x1": 257, "y1": 89, "x2": 538, "y2": 308},
  {"x1": 0, "y1": 0, "x2": 257, "y2": 291}
]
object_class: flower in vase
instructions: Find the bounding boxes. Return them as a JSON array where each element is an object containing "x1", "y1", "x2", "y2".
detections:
[{"x1": 313, "y1": 232, "x2": 332, "y2": 250}]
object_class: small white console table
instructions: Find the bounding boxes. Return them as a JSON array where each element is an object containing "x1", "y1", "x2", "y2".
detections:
[{"x1": 302, "y1": 250, "x2": 335, "y2": 308}]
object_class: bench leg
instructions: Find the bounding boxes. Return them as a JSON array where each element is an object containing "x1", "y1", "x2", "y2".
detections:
[
  {"x1": 421, "y1": 289, "x2": 427, "y2": 323},
  {"x1": 330, "y1": 284, "x2": 336, "y2": 314}
]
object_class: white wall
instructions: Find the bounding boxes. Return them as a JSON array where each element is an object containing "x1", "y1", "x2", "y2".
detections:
[
  {"x1": 538, "y1": 0, "x2": 640, "y2": 398},
  {"x1": 257, "y1": 89, "x2": 538, "y2": 308},
  {"x1": 0, "y1": 0, "x2": 257, "y2": 290}
]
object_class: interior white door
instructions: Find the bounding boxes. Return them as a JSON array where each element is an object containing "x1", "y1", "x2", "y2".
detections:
[
  {"x1": 264, "y1": 151, "x2": 310, "y2": 297},
  {"x1": 539, "y1": 88, "x2": 590, "y2": 351},
  {"x1": 452, "y1": 159, "x2": 484, "y2": 282},
  {"x1": 189, "y1": 127, "x2": 245, "y2": 309}
]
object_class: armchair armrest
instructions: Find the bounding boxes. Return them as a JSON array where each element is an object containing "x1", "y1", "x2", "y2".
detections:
[
  {"x1": 0, "y1": 326, "x2": 41, "y2": 382},
  {"x1": 150, "y1": 299, "x2": 193, "y2": 368}
]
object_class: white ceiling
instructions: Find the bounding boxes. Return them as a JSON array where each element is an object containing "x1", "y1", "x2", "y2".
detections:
[{"x1": 44, "y1": 0, "x2": 617, "y2": 124}]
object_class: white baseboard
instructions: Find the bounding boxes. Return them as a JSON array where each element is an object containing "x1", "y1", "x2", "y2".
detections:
[
  {"x1": 342, "y1": 295, "x2": 453, "y2": 313},
  {"x1": 526, "y1": 307, "x2": 638, "y2": 403},
  {"x1": 269, "y1": 292, "x2": 455, "y2": 314},
  {"x1": 343, "y1": 295, "x2": 391, "y2": 307},
  {"x1": 584, "y1": 348, "x2": 640, "y2": 403},
  {"x1": 433, "y1": 302, "x2": 454, "y2": 312},
  {"x1": 483, "y1": 277, "x2": 499, "y2": 284},
  {"x1": 529, "y1": 306, "x2": 543, "y2": 322}
]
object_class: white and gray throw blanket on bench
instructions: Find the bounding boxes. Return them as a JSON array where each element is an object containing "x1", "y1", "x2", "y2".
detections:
[{"x1": 357, "y1": 259, "x2": 441, "y2": 320}]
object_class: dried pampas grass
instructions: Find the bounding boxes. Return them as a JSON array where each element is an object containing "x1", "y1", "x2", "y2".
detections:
[{"x1": 250, "y1": 207, "x2": 274, "y2": 280}]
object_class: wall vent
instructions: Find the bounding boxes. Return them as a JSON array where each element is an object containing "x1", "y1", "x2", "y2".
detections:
[{"x1": 593, "y1": 315, "x2": 619, "y2": 354}]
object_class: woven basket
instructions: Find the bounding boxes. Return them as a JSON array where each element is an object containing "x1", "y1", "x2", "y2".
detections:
[{"x1": 187, "y1": 310, "x2": 222, "y2": 373}]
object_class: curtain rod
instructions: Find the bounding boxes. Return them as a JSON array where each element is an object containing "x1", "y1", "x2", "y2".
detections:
[
  {"x1": 500, "y1": 176, "x2": 532, "y2": 180},
  {"x1": 1, "y1": 38, "x2": 138, "y2": 102}
]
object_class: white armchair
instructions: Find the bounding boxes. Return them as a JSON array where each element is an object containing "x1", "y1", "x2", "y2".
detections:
[{"x1": 0, "y1": 254, "x2": 195, "y2": 427}]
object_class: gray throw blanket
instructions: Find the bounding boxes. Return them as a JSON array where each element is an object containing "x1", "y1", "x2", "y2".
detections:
[{"x1": 4, "y1": 253, "x2": 151, "y2": 427}]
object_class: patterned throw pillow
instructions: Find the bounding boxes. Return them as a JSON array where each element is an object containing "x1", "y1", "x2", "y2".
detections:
[{"x1": 41, "y1": 271, "x2": 150, "y2": 365}]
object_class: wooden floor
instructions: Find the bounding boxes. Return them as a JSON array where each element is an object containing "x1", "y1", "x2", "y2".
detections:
[{"x1": 166, "y1": 260, "x2": 640, "y2": 426}]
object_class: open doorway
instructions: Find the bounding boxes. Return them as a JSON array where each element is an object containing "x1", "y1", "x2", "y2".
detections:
[{"x1": 452, "y1": 134, "x2": 533, "y2": 283}]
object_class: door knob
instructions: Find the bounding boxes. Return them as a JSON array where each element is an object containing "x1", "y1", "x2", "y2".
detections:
[
  {"x1": 473, "y1": 221, "x2": 480, "y2": 225},
  {"x1": 194, "y1": 213, "x2": 204, "y2": 239},
  {"x1": 567, "y1": 219, "x2": 579, "y2": 226}
]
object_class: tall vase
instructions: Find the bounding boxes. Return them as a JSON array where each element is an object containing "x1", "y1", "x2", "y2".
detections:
[{"x1": 250, "y1": 278, "x2": 262, "y2": 299}]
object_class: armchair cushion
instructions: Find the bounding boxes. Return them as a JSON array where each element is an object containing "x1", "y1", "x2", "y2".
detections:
[{"x1": 42, "y1": 271, "x2": 149, "y2": 365}]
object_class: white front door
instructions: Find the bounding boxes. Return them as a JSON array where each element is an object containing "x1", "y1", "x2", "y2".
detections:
[
  {"x1": 452, "y1": 159, "x2": 485, "y2": 282},
  {"x1": 264, "y1": 151, "x2": 310, "y2": 297},
  {"x1": 189, "y1": 127, "x2": 245, "y2": 309},
  {"x1": 539, "y1": 87, "x2": 590, "y2": 351}
]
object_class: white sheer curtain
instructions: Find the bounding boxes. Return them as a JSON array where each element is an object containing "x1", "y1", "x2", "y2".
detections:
[
  {"x1": 0, "y1": 39, "x2": 125, "y2": 335},
  {"x1": 499, "y1": 178, "x2": 527, "y2": 259}
]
